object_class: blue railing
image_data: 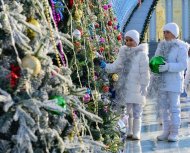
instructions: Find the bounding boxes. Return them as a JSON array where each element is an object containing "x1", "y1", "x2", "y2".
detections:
[{"x1": 110, "y1": 0, "x2": 138, "y2": 29}]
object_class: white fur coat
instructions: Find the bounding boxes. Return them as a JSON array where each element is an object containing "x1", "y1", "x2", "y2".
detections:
[
  {"x1": 155, "y1": 39, "x2": 188, "y2": 93},
  {"x1": 105, "y1": 43, "x2": 150, "y2": 106}
]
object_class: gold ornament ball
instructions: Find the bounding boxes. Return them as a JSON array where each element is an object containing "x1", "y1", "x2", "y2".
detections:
[
  {"x1": 73, "y1": 9, "x2": 83, "y2": 22},
  {"x1": 105, "y1": 46, "x2": 109, "y2": 51},
  {"x1": 109, "y1": 57, "x2": 115, "y2": 62},
  {"x1": 92, "y1": 90, "x2": 101, "y2": 100},
  {"x1": 27, "y1": 18, "x2": 40, "y2": 39},
  {"x1": 112, "y1": 74, "x2": 119, "y2": 81},
  {"x1": 22, "y1": 55, "x2": 41, "y2": 76}
]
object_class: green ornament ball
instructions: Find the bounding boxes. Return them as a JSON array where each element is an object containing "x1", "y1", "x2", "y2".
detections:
[
  {"x1": 50, "y1": 95, "x2": 66, "y2": 109},
  {"x1": 149, "y1": 56, "x2": 165, "y2": 74}
]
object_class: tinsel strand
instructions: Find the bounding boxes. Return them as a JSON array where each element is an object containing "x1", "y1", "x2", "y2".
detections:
[
  {"x1": 63, "y1": 1, "x2": 83, "y2": 87},
  {"x1": 50, "y1": 0, "x2": 68, "y2": 67},
  {"x1": 43, "y1": 0, "x2": 62, "y2": 68},
  {"x1": 69, "y1": 104, "x2": 83, "y2": 144}
]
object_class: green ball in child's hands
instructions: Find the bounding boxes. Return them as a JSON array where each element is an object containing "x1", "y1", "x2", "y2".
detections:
[{"x1": 149, "y1": 56, "x2": 165, "y2": 74}]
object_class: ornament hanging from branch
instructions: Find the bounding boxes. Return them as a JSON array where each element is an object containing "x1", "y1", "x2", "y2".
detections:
[
  {"x1": 21, "y1": 55, "x2": 41, "y2": 76},
  {"x1": 72, "y1": 29, "x2": 81, "y2": 40},
  {"x1": 26, "y1": 18, "x2": 41, "y2": 40},
  {"x1": 67, "y1": 0, "x2": 74, "y2": 9},
  {"x1": 6, "y1": 64, "x2": 21, "y2": 89},
  {"x1": 51, "y1": 0, "x2": 65, "y2": 22}
]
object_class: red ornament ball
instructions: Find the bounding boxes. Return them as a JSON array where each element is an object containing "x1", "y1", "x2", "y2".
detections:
[
  {"x1": 102, "y1": 85, "x2": 109, "y2": 93},
  {"x1": 117, "y1": 35, "x2": 122, "y2": 41},
  {"x1": 95, "y1": 23, "x2": 100, "y2": 28},
  {"x1": 99, "y1": 47, "x2": 105, "y2": 52},
  {"x1": 108, "y1": 21, "x2": 112, "y2": 26}
]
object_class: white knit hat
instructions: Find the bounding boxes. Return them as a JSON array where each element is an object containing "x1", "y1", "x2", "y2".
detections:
[
  {"x1": 124, "y1": 30, "x2": 140, "y2": 45},
  {"x1": 163, "y1": 22, "x2": 179, "y2": 38}
]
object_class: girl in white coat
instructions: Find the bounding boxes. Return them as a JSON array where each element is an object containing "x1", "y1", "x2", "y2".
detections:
[
  {"x1": 102, "y1": 30, "x2": 150, "y2": 140},
  {"x1": 154, "y1": 23, "x2": 188, "y2": 142}
]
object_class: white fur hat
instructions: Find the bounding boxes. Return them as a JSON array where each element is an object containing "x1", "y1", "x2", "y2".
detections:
[
  {"x1": 124, "y1": 30, "x2": 140, "y2": 45},
  {"x1": 163, "y1": 22, "x2": 179, "y2": 38}
]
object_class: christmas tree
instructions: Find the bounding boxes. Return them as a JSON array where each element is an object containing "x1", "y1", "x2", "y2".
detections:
[
  {"x1": 0, "y1": 0, "x2": 110, "y2": 152},
  {"x1": 53, "y1": 0, "x2": 125, "y2": 152}
]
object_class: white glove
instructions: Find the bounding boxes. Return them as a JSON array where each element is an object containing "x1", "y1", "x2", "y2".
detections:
[
  {"x1": 140, "y1": 85, "x2": 147, "y2": 96},
  {"x1": 159, "y1": 62, "x2": 169, "y2": 72}
]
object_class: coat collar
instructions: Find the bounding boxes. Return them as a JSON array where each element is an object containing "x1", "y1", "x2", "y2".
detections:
[{"x1": 125, "y1": 43, "x2": 149, "y2": 55}]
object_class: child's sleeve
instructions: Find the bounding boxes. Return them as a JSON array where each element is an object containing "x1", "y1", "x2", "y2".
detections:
[
  {"x1": 105, "y1": 46, "x2": 125, "y2": 73},
  {"x1": 167, "y1": 45, "x2": 188, "y2": 72},
  {"x1": 155, "y1": 43, "x2": 162, "y2": 56}
]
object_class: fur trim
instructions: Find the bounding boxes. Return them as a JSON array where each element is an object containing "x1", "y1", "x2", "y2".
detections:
[
  {"x1": 125, "y1": 43, "x2": 148, "y2": 54},
  {"x1": 135, "y1": 43, "x2": 149, "y2": 54},
  {"x1": 157, "y1": 39, "x2": 188, "y2": 59}
]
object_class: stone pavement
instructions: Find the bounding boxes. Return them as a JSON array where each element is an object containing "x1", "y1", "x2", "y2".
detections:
[{"x1": 123, "y1": 97, "x2": 190, "y2": 153}]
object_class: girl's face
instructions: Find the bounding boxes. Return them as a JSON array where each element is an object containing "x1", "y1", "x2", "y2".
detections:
[
  {"x1": 125, "y1": 36, "x2": 137, "y2": 47},
  {"x1": 163, "y1": 30, "x2": 176, "y2": 41}
]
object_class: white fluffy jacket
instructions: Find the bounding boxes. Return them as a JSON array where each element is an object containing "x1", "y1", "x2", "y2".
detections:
[
  {"x1": 155, "y1": 39, "x2": 188, "y2": 93},
  {"x1": 105, "y1": 43, "x2": 150, "y2": 106}
]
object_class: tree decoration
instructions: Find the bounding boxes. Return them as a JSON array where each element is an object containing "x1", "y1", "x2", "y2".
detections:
[
  {"x1": 73, "y1": 9, "x2": 83, "y2": 22},
  {"x1": 44, "y1": 95, "x2": 67, "y2": 115},
  {"x1": 67, "y1": 0, "x2": 74, "y2": 9},
  {"x1": 72, "y1": 29, "x2": 82, "y2": 40},
  {"x1": 21, "y1": 55, "x2": 41, "y2": 76},
  {"x1": 112, "y1": 73, "x2": 119, "y2": 81},
  {"x1": 82, "y1": 93, "x2": 91, "y2": 103},
  {"x1": 6, "y1": 64, "x2": 21, "y2": 89},
  {"x1": 108, "y1": 4, "x2": 112, "y2": 8},
  {"x1": 26, "y1": 18, "x2": 41, "y2": 39},
  {"x1": 102, "y1": 85, "x2": 109, "y2": 93},
  {"x1": 74, "y1": 41, "x2": 81, "y2": 48},
  {"x1": 88, "y1": 23, "x2": 95, "y2": 37},
  {"x1": 117, "y1": 35, "x2": 122, "y2": 41},
  {"x1": 102, "y1": 4, "x2": 108, "y2": 10},
  {"x1": 90, "y1": 15, "x2": 98, "y2": 22},
  {"x1": 117, "y1": 119, "x2": 127, "y2": 133},
  {"x1": 46, "y1": 0, "x2": 68, "y2": 67},
  {"x1": 50, "y1": 95, "x2": 66, "y2": 108},
  {"x1": 99, "y1": 37, "x2": 105, "y2": 43},
  {"x1": 86, "y1": 88, "x2": 91, "y2": 94},
  {"x1": 113, "y1": 26, "x2": 117, "y2": 30},
  {"x1": 117, "y1": 23, "x2": 120, "y2": 30},
  {"x1": 95, "y1": 23, "x2": 100, "y2": 28},
  {"x1": 108, "y1": 21, "x2": 112, "y2": 26},
  {"x1": 76, "y1": 26, "x2": 83, "y2": 35},
  {"x1": 99, "y1": 47, "x2": 105, "y2": 52},
  {"x1": 92, "y1": 90, "x2": 101, "y2": 100},
  {"x1": 52, "y1": 0, "x2": 65, "y2": 21}
]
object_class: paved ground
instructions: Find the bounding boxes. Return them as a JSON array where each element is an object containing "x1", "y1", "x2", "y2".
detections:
[{"x1": 123, "y1": 97, "x2": 190, "y2": 153}]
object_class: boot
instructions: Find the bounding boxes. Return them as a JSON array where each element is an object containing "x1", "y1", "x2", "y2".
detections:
[
  {"x1": 127, "y1": 118, "x2": 133, "y2": 138},
  {"x1": 157, "y1": 131, "x2": 170, "y2": 141},
  {"x1": 157, "y1": 123, "x2": 170, "y2": 141},
  {"x1": 168, "y1": 126, "x2": 179, "y2": 142},
  {"x1": 132, "y1": 118, "x2": 141, "y2": 140}
]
